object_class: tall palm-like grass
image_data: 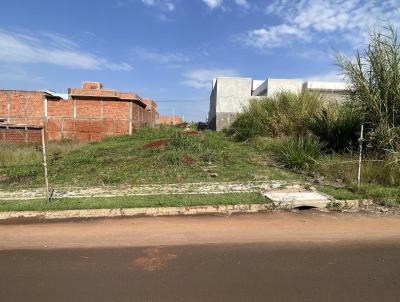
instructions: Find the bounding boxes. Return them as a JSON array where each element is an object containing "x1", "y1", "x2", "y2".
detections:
[{"x1": 336, "y1": 24, "x2": 400, "y2": 152}]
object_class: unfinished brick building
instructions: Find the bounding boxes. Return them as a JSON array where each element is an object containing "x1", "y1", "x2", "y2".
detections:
[
  {"x1": 0, "y1": 82, "x2": 159, "y2": 143},
  {"x1": 158, "y1": 115, "x2": 184, "y2": 125}
]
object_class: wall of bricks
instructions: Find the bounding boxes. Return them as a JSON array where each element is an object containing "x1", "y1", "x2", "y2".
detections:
[
  {"x1": 0, "y1": 83, "x2": 159, "y2": 143},
  {"x1": 158, "y1": 115, "x2": 184, "y2": 125},
  {"x1": 0, "y1": 91, "x2": 44, "y2": 127},
  {"x1": 45, "y1": 97, "x2": 156, "y2": 141},
  {"x1": 0, "y1": 126, "x2": 42, "y2": 144}
]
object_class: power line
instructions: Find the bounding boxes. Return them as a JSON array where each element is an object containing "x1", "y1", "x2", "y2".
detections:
[{"x1": 155, "y1": 99, "x2": 209, "y2": 103}]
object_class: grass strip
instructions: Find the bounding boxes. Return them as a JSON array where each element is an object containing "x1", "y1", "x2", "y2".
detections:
[
  {"x1": 318, "y1": 185, "x2": 400, "y2": 206},
  {"x1": 0, "y1": 192, "x2": 266, "y2": 212}
]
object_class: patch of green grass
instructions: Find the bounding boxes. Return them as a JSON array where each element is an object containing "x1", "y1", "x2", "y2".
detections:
[
  {"x1": 318, "y1": 184, "x2": 400, "y2": 206},
  {"x1": 0, "y1": 192, "x2": 266, "y2": 212},
  {"x1": 0, "y1": 142, "x2": 42, "y2": 166},
  {"x1": 0, "y1": 140, "x2": 82, "y2": 167},
  {"x1": 0, "y1": 126, "x2": 298, "y2": 189},
  {"x1": 315, "y1": 154, "x2": 400, "y2": 186},
  {"x1": 317, "y1": 185, "x2": 366, "y2": 200}
]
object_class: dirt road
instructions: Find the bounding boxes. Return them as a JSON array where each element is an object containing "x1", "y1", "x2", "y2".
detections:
[
  {"x1": 1, "y1": 212, "x2": 400, "y2": 301},
  {"x1": 0, "y1": 212, "x2": 399, "y2": 250}
]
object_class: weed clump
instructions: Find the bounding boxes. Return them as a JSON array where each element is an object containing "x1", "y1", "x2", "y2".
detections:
[{"x1": 279, "y1": 136, "x2": 324, "y2": 170}]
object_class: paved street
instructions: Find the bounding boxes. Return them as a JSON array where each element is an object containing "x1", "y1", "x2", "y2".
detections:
[{"x1": 1, "y1": 212, "x2": 400, "y2": 301}]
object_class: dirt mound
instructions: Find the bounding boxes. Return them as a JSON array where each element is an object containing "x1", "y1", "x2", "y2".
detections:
[
  {"x1": 184, "y1": 130, "x2": 201, "y2": 136},
  {"x1": 143, "y1": 139, "x2": 169, "y2": 149}
]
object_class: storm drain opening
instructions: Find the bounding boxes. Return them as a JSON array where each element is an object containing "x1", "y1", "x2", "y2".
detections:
[
  {"x1": 293, "y1": 205, "x2": 318, "y2": 211},
  {"x1": 263, "y1": 191, "x2": 330, "y2": 210}
]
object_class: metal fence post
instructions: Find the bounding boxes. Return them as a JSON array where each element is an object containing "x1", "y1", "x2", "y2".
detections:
[{"x1": 357, "y1": 124, "x2": 364, "y2": 190}]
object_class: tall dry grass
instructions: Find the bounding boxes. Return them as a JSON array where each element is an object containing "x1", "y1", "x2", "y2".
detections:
[{"x1": 0, "y1": 140, "x2": 82, "y2": 167}]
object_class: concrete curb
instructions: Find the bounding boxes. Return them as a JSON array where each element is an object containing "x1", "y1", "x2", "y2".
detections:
[
  {"x1": 0, "y1": 199, "x2": 377, "y2": 221},
  {"x1": 0, "y1": 204, "x2": 273, "y2": 221}
]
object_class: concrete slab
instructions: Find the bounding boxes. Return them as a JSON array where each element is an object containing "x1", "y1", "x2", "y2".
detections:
[{"x1": 263, "y1": 191, "x2": 330, "y2": 208}]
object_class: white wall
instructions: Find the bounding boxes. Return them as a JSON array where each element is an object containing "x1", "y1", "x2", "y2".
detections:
[
  {"x1": 266, "y1": 79, "x2": 303, "y2": 97},
  {"x1": 215, "y1": 77, "x2": 253, "y2": 113}
]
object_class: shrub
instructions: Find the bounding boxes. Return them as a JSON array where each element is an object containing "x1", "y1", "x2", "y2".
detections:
[
  {"x1": 366, "y1": 126, "x2": 400, "y2": 153},
  {"x1": 279, "y1": 136, "x2": 325, "y2": 170},
  {"x1": 336, "y1": 24, "x2": 400, "y2": 153},
  {"x1": 228, "y1": 90, "x2": 324, "y2": 141},
  {"x1": 307, "y1": 105, "x2": 362, "y2": 152}
]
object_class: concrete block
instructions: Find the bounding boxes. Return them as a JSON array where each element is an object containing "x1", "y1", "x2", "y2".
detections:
[{"x1": 264, "y1": 191, "x2": 330, "y2": 208}]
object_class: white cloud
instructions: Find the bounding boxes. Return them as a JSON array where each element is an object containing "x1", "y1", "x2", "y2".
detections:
[
  {"x1": 234, "y1": 0, "x2": 250, "y2": 9},
  {"x1": 133, "y1": 48, "x2": 189, "y2": 64},
  {"x1": 306, "y1": 71, "x2": 344, "y2": 82},
  {"x1": 239, "y1": 0, "x2": 400, "y2": 49},
  {"x1": 238, "y1": 24, "x2": 310, "y2": 48},
  {"x1": 202, "y1": 0, "x2": 223, "y2": 9},
  {"x1": 201, "y1": 0, "x2": 251, "y2": 11},
  {"x1": 0, "y1": 30, "x2": 132, "y2": 71},
  {"x1": 181, "y1": 68, "x2": 238, "y2": 89},
  {"x1": 141, "y1": 0, "x2": 175, "y2": 11}
]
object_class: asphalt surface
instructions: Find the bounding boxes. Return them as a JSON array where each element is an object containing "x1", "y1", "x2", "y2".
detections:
[
  {"x1": 1, "y1": 242, "x2": 399, "y2": 302},
  {"x1": 1, "y1": 212, "x2": 400, "y2": 301}
]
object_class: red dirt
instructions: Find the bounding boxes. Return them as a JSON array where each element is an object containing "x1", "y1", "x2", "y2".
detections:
[
  {"x1": 143, "y1": 139, "x2": 170, "y2": 149},
  {"x1": 184, "y1": 130, "x2": 200, "y2": 136},
  {"x1": 182, "y1": 155, "x2": 195, "y2": 165},
  {"x1": 1, "y1": 213, "x2": 400, "y2": 250},
  {"x1": 132, "y1": 247, "x2": 178, "y2": 272}
]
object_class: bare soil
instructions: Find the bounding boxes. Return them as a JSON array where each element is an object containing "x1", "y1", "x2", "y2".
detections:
[
  {"x1": 142, "y1": 139, "x2": 169, "y2": 149},
  {"x1": 1, "y1": 212, "x2": 399, "y2": 250}
]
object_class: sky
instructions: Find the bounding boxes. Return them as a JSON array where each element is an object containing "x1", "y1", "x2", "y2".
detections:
[{"x1": 0, "y1": 0, "x2": 399, "y2": 121}]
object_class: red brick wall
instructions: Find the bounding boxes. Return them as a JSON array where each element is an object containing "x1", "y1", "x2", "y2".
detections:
[
  {"x1": 47, "y1": 98, "x2": 74, "y2": 141},
  {"x1": 47, "y1": 97, "x2": 153, "y2": 141},
  {"x1": 0, "y1": 90, "x2": 158, "y2": 143},
  {"x1": 0, "y1": 127, "x2": 42, "y2": 144},
  {"x1": 0, "y1": 91, "x2": 44, "y2": 127},
  {"x1": 158, "y1": 115, "x2": 184, "y2": 125}
]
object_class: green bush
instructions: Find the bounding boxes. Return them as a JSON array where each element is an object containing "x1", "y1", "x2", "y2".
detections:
[
  {"x1": 228, "y1": 91, "x2": 324, "y2": 141},
  {"x1": 279, "y1": 136, "x2": 325, "y2": 170},
  {"x1": 307, "y1": 105, "x2": 362, "y2": 152},
  {"x1": 366, "y1": 126, "x2": 400, "y2": 153}
]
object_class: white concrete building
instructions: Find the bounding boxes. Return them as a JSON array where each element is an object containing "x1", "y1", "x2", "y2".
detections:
[{"x1": 208, "y1": 77, "x2": 348, "y2": 130}]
